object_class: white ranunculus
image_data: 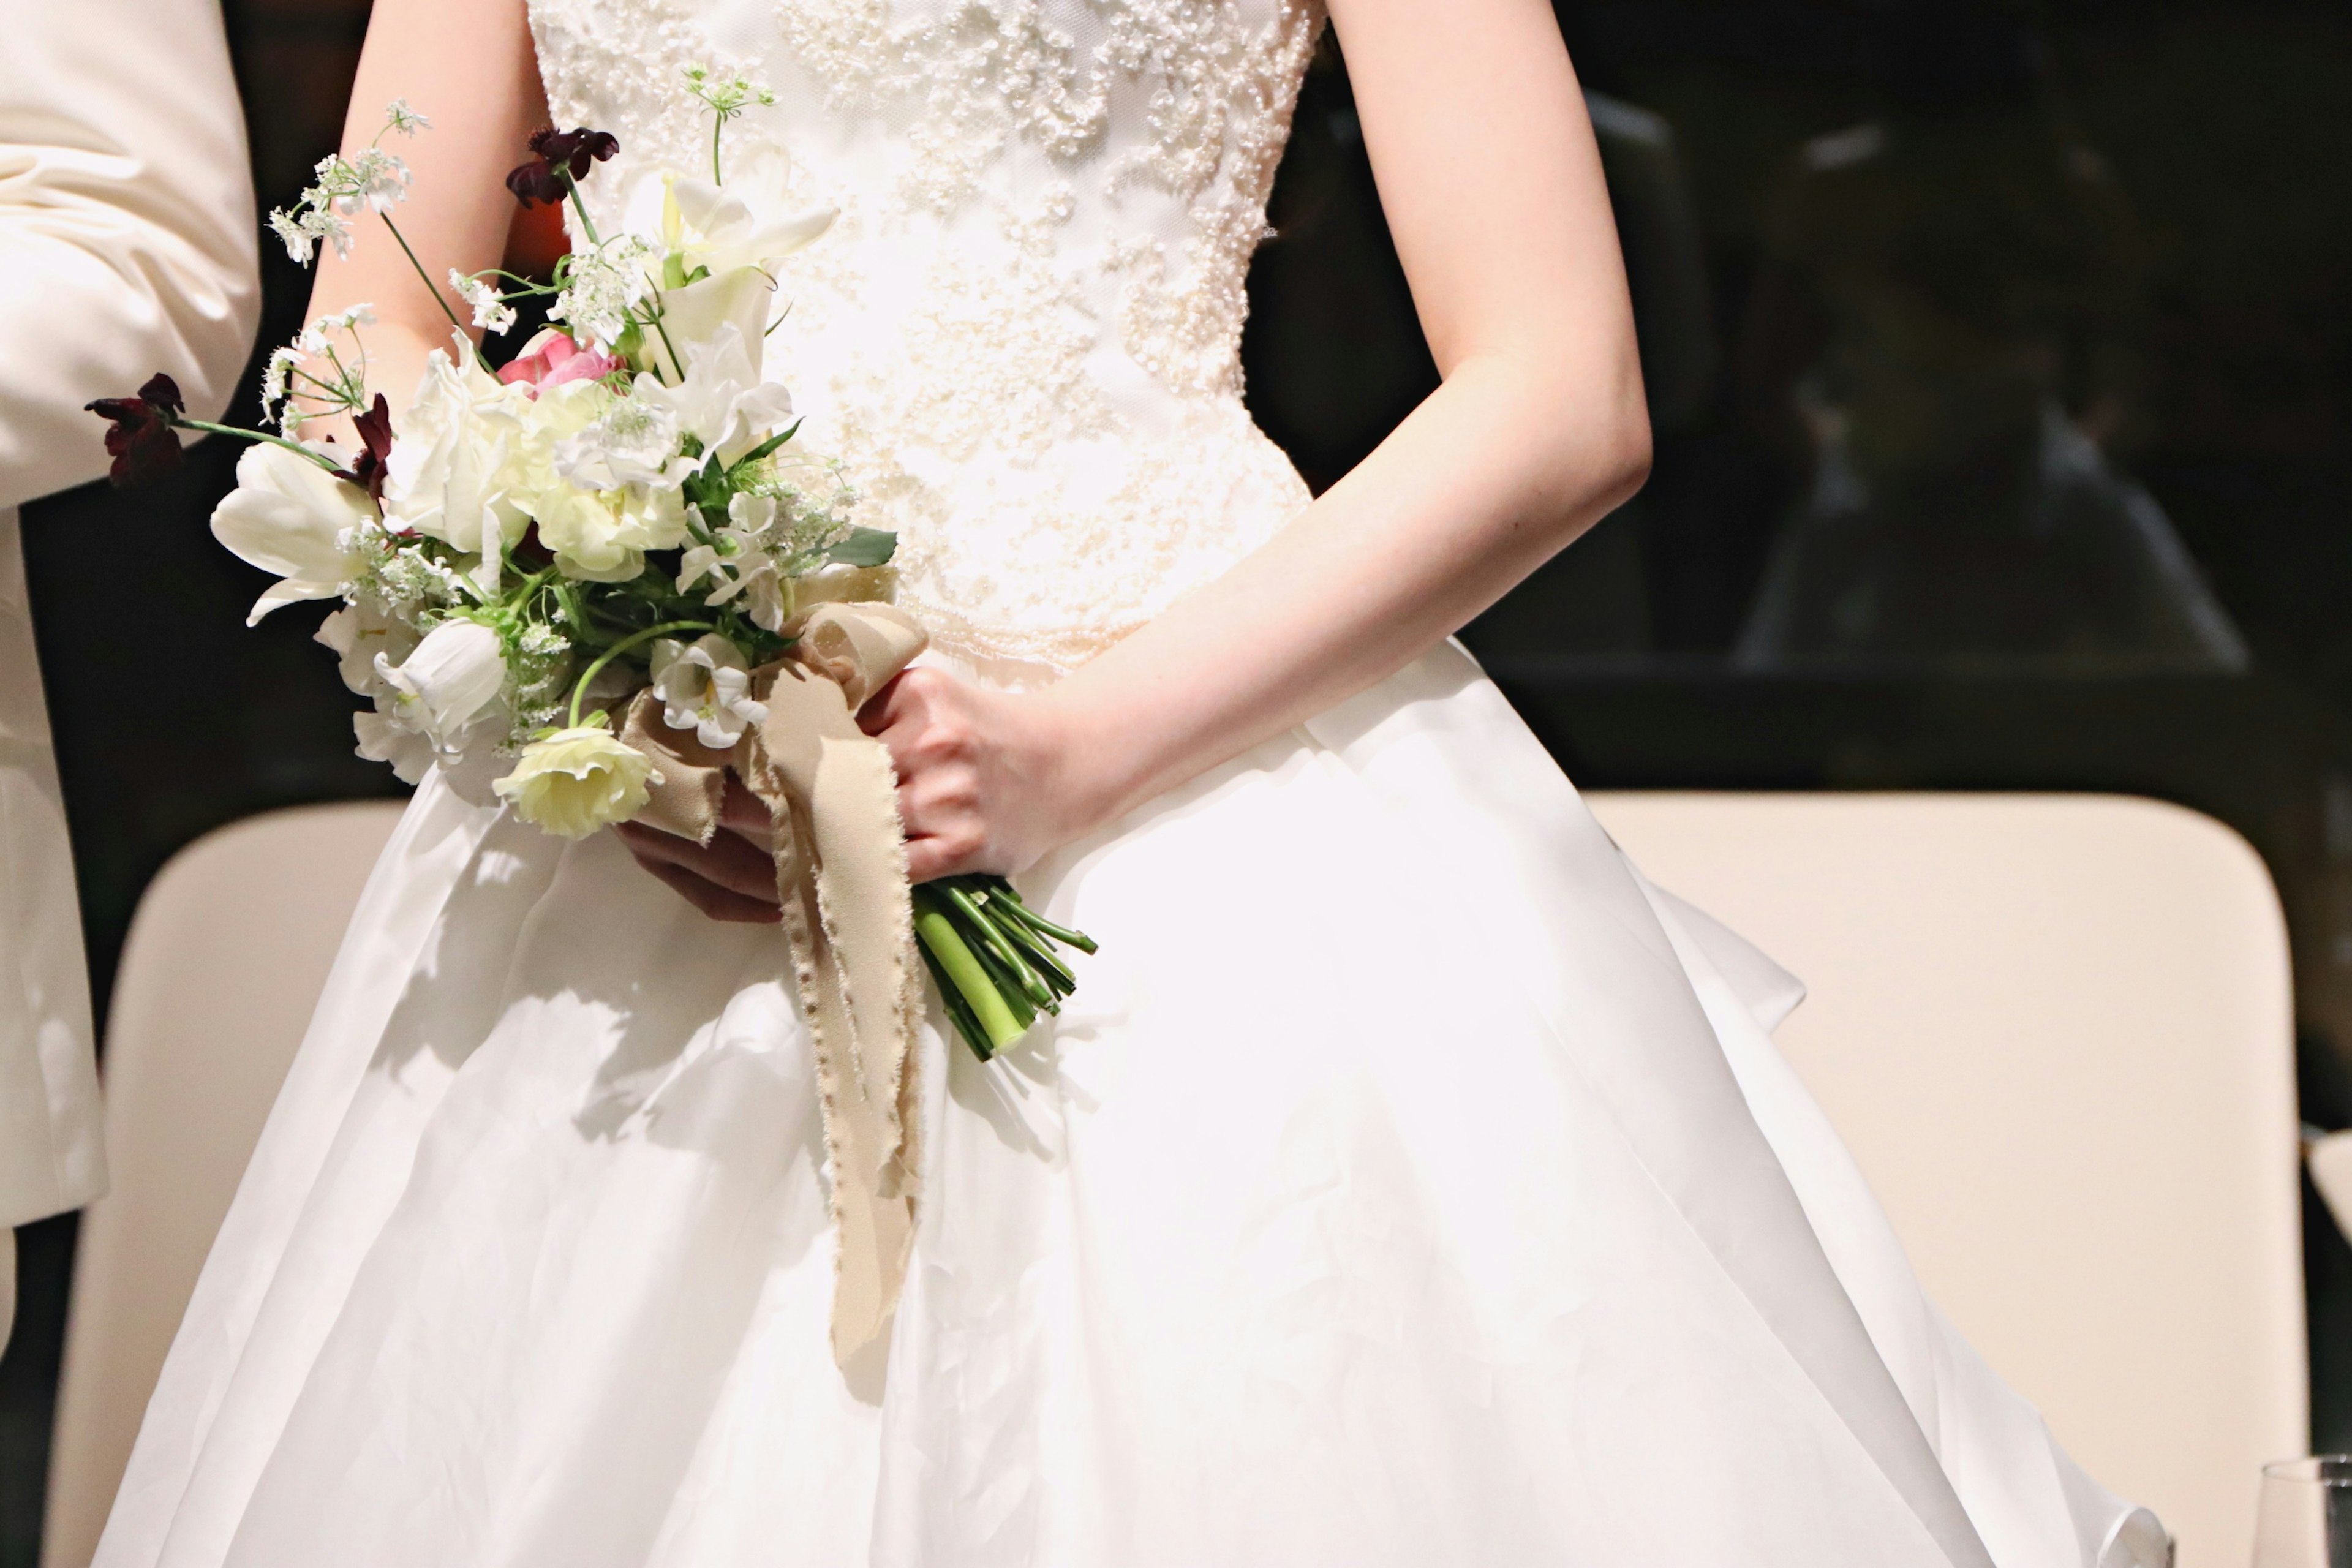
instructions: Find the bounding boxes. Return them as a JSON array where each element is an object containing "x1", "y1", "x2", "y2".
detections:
[
  {"x1": 650, "y1": 633, "x2": 769, "y2": 748},
  {"x1": 372, "y1": 619, "x2": 508, "y2": 752},
  {"x1": 494, "y1": 726, "x2": 662, "y2": 839},
  {"x1": 383, "y1": 339, "x2": 532, "y2": 581},
  {"x1": 636, "y1": 324, "x2": 794, "y2": 467},
  {"x1": 500, "y1": 377, "x2": 609, "y2": 504},
  {"x1": 315, "y1": 598, "x2": 418, "y2": 696},
  {"x1": 209, "y1": 442, "x2": 376, "y2": 625},
  {"x1": 554, "y1": 392, "x2": 687, "y2": 492},
  {"x1": 533, "y1": 483, "x2": 690, "y2": 583}
]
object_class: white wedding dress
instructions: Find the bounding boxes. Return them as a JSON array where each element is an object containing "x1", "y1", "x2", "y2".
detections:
[{"x1": 97, "y1": 3, "x2": 2168, "y2": 1564}]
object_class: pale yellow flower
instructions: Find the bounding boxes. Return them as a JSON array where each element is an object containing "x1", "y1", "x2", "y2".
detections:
[{"x1": 492, "y1": 726, "x2": 661, "y2": 839}]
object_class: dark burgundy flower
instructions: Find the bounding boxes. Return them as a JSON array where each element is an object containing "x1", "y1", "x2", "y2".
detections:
[
  {"x1": 85, "y1": 372, "x2": 186, "y2": 486},
  {"x1": 506, "y1": 126, "x2": 620, "y2": 207},
  {"x1": 329, "y1": 394, "x2": 396, "y2": 506}
]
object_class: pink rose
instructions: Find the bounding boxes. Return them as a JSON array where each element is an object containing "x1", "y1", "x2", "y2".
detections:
[{"x1": 497, "y1": 328, "x2": 622, "y2": 396}]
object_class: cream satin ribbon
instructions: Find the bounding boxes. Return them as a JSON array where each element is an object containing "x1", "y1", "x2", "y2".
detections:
[{"x1": 620, "y1": 601, "x2": 929, "y2": 1367}]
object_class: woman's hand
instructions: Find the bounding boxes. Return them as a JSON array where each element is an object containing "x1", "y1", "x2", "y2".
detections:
[
  {"x1": 617, "y1": 667, "x2": 1113, "y2": 919},
  {"x1": 614, "y1": 775, "x2": 782, "y2": 924},
  {"x1": 858, "y1": 667, "x2": 1109, "y2": 884}
]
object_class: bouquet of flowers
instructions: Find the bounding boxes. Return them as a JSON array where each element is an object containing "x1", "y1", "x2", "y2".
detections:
[{"x1": 88, "y1": 77, "x2": 1087, "y2": 1063}]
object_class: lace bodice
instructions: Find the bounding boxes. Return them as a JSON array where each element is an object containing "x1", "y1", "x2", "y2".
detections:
[{"x1": 526, "y1": 0, "x2": 1324, "y2": 669}]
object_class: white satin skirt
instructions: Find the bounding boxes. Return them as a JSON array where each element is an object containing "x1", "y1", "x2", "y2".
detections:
[{"x1": 95, "y1": 642, "x2": 2164, "y2": 1568}]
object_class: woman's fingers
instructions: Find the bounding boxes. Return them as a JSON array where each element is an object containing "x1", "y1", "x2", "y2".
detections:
[
  {"x1": 718, "y1": 775, "x2": 773, "y2": 849},
  {"x1": 904, "y1": 832, "x2": 980, "y2": 885},
  {"x1": 616, "y1": 820, "x2": 782, "y2": 907},
  {"x1": 635, "y1": 854, "x2": 782, "y2": 924}
]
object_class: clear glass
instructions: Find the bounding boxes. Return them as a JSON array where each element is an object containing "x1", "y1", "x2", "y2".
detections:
[{"x1": 2254, "y1": 1457, "x2": 2352, "y2": 1568}]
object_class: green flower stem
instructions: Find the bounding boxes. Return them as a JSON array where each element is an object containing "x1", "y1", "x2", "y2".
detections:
[
  {"x1": 988, "y1": 905, "x2": 1076, "y2": 993},
  {"x1": 917, "y1": 944, "x2": 993, "y2": 1060},
  {"x1": 565, "y1": 619, "x2": 712, "y2": 728},
  {"x1": 914, "y1": 897, "x2": 1027, "y2": 1054},
  {"x1": 992, "y1": 894, "x2": 1098, "y2": 956},
  {"x1": 170, "y1": 417, "x2": 345, "y2": 473},
  {"x1": 558, "y1": 168, "x2": 602, "y2": 246},
  {"x1": 644, "y1": 303, "x2": 687, "y2": 388},
  {"x1": 380, "y1": 215, "x2": 496, "y2": 374},
  {"x1": 505, "y1": 565, "x2": 560, "y2": 608},
  {"x1": 965, "y1": 932, "x2": 1039, "y2": 1029},
  {"x1": 947, "y1": 884, "x2": 1054, "y2": 1009}
]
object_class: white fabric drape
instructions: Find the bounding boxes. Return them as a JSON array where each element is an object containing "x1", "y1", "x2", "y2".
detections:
[{"x1": 0, "y1": 0, "x2": 259, "y2": 1228}]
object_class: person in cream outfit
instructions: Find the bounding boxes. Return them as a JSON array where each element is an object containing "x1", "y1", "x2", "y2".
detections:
[{"x1": 0, "y1": 0, "x2": 258, "y2": 1352}]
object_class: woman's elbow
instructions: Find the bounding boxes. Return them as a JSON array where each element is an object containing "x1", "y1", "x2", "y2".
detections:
[{"x1": 1597, "y1": 395, "x2": 1653, "y2": 513}]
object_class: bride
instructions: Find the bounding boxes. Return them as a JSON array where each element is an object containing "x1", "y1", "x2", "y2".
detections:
[{"x1": 97, "y1": 0, "x2": 2166, "y2": 1563}]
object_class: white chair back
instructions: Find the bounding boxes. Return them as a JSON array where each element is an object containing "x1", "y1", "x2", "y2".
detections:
[
  {"x1": 1588, "y1": 791, "x2": 2303, "y2": 1568},
  {"x1": 40, "y1": 801, "x2": 405, "y2": 1568}
]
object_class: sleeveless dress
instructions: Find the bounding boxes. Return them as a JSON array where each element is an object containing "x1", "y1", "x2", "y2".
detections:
[{"x1": 96, "y1": 3, "x2": 2166, "y2": 1564}]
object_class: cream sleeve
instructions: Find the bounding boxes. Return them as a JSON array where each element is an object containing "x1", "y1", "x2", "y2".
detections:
[{"x1": 0, "y1": 0, "x2": 261, "y2": 511}]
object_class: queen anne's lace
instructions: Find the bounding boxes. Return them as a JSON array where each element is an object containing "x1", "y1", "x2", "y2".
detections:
[{"x1": 528, "y1": 0, "x2": 1325, "y2": 669}]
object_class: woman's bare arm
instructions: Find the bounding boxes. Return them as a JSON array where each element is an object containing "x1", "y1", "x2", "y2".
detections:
[
  {"x1": 294, "y1": 0, "x2": 544, "y2": 432},
  {"x1": 865, "y1": 0, "x2": 1648, "y2": 881},
  {"x1": 299, "y1": 0, "x2": 1642, "y2": 910}
]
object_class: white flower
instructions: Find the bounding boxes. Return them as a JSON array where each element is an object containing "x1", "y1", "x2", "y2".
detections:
[
  {"x1": 555, "y1": 392, "x2": 687, "y2": 491},
  {"x1": 260, "y1": 346, "x2": 302, "y2": 429},
  {"x1": 268, "y1": 208, "x2": 317, "y2": 265},
  {"x1": 209, "y1": 442, "x2": 375, "y2": 624},
  {"x1": 677, "y1": 492, "x2": 792, "y2": 631},
  {"x1": 315, "y1": 597, "x2": 419, "y2": 696},
  {"x1": 650, "y1": 633, "x2": 769, "y2": 748},
  {"x1": 382, "y1": 99, "x2": 431, "y2": 136},
  {"x1": 642, "y1": 264, "x2": 777, "y2": 383},
  {"x1": 494, "y1": 727, "x2": 662, "y2": 839},
  {"x1": 372, "y1": 619, "x2": 508, "y2": 753},
  {"x1": 636, "y1": 324, "x2": 794, "y2": 467},
  {"x1": 330, "y1": 147, "x2": 412, "y2": 217},
  {"x1": 502, "y1": 379, "x2": 685, "y2": 581},
  {"x1": 449, "y1": 271, "x2": 518, "y2": 335},
  {"x1": 294, "y1": 303, "x2": 376, "y2": 359},
  {"x1": 353, "y1": 704, "x2": 436, "y2": 785},
  {"x1": 382, "y1": 338, "x2": 532, "y2": 581},
  {"x1": 268, "y1": 202, "x2": 352, "y2": 264},
  {"x1": 637, "y1": 172, "x2": 834, "y2": 280},
  {"x1": 538, "y1": 486, "x2": 688, "y2": 583},
  {"x1": 551, "y1": 233, "x2": 655, "y2": 350}
]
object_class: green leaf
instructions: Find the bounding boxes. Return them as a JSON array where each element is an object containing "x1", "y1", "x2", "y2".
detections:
[
  {"x1": 726, "y1": 419, "x2": 802, "y2": 473},
  {"x1": 824, "y1": 526, "x2": 899, "y2": 567}
]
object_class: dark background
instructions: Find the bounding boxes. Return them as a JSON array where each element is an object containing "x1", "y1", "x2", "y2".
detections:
[{"x1": 6, "y1": 0, "x2": 2352, "y2": 1556}]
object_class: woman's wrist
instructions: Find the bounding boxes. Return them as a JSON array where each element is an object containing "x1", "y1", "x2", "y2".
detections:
[{"x1": 1024, "y1": 677, "x2": 1144, "y2": 851}]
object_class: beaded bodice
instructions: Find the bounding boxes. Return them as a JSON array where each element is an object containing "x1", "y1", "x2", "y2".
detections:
[{"x1": 526, "y1": 0, "x2": 1324, "y2": 669}]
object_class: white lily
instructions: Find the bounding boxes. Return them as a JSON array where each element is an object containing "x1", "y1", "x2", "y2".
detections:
[
  {"x1": 650, "y1": 633, "x2": 769, "y2": 748},
  {"x1": 646, "y1": 265, "x2": 775, "y2": 383},
  {"x1": 209, "y1": 442, "x2": 375, "y2": 625},
  {"x1": 636, "y1": 324, "x2": 794, "y2": 467},
  {"x1": 629, "y1": 170, "x2": 834, "y2": 280},
  {"x1": 372, "y1": 619, "x2": 508, "y2": 753}
]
